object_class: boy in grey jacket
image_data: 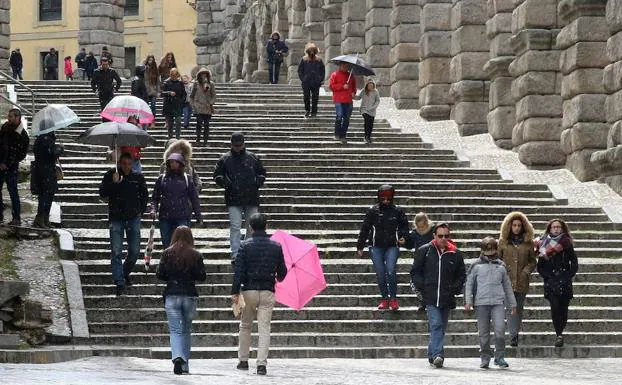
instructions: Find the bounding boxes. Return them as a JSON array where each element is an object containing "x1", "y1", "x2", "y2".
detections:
[{"x1": 465, "y1": 237, "x2": 517, "y2": 369}]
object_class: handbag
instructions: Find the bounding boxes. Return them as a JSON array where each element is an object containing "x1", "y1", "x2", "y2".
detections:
[{"x1": 55, "y1": 160, "x2": 64, "y2": 181}]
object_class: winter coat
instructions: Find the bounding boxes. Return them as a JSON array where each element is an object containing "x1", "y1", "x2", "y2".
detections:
[
  {"x1": 213, "y1": 149, "x2": 266, "y2": 207},
  {"x1": 75, "y1": 52, "x2": 86, "y2": 69},
  {"x1": 0, "y1": 122, "x2": 29, "y2": 167},
  {"x1": 190, "y1": 69, "x2": 217, "y2": 115},
  {"x1": 161, "y1": 78, "x2": 186, "y2": 116},
  {"x1": 91, "y1": 67, "x2": 122, "y2": 96},
  {"x1": 537, "y1": 245, "x2": 578, "y2": 300},
  {"x1": 144, "y1": 66, "x2": 160, "y2": 97},
  {"x1": 266, "y1": 39, "x2": 289, "y2": 63},
  {"x1": 231, "y1": 231, "x2": 288, "y2": 294},
  {"x1": 64, "y1": 59, "x2": 73, "y2": 76},
  {"x1": 355, "y1": 83, "x2": 380, "y2": 117},
  {"x1": 9, "y1": 51, "x2": 23, "y2": 69},
  {"x1": 32, "y1": 133, "x2": 63, "y2": 195},
  {"x1": 44, "y1": 53, "x2": 58, "y2": 69},
  {"x1": 410, "y1": 240, "x2": 466, "y2": 309},
  {"x1": 464, "y1": 256, "x2": 517, "y2": 308},
  {"x1": 329, "y1": 70, "x2": 357, "y2": 104},
  {"x1": 356, "y1": 204, "x2": 409, "y2": 250},
  {"x1": 158, "y1": 61, "x2": 175, "y2": 82},
  {"x1": 99, "y1": 168, "x2": 149, "y2": 221},
  {"x1": 151, "y1": 171, "x2": 202, "y2": 222},
  {"x1": 404, "y1": 227, "x2": 434, "y2": 251},
  {"x1": 157, "y1": 248, "x2": 206, "y2": 298},
  {"x1": 298, "y1": 57, "x2": 325, "y2": 88},
  {"x1": 85, "y1": 55, "x2": 98, "y2": 76},
  {"x1": 131, "y1": 66, "x2": 149, "y2": 102},
  {"x1": 159, "y1": 139, "x2": 202, "y2": 193},
  {"x1": 498, "y1": 212, "x2": 538, "y2": 293}
]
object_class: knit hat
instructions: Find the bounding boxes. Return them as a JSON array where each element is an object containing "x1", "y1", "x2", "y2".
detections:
[
  {"x1": 166, "y1": 152, "x2": 186, "y2": 167},
  {"x1": 231, "y1": 132, "x2": 245, "y2": 144}
]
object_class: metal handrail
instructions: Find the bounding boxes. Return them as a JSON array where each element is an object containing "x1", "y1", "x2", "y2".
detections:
[
  {"x1": 0, "y1": 93, "x2": 33, "y2": 116},
  {"x1": 0, "y1": 69, "x2": 36, "y2": 115}
]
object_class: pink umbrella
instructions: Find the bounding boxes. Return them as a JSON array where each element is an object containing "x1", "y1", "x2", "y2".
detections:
[
  {"x1": 270, "y1": 230, "x2": 327, "y2": 311},
  {"x1": 101, "y1": 95, "x2": 154, "y2": 124}
]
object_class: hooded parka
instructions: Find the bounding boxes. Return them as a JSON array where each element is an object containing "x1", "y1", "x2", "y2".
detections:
[{"x1": 498, "y1": 211, "x2": 538, "y2": 294}]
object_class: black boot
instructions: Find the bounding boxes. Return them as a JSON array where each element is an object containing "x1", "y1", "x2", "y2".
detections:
[
  {"x1": 173, "y1": 357, "x2": 185, "y2": 375},
  {"x1": 257, "y1": 365, "x2": 267, "y2": 375},
  {"x1": 236, "y1": 361, "x2": 249, "y2": 370}
]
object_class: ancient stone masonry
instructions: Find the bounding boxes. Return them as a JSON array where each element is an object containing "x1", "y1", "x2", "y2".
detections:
[
  {"x1": 418, "y1": 1, "x2": 453, "y2": 120},
  {"x1": 592, "y1": 0, "x2": 622, "y2": 194},
  {"x1": 449, "y1": 0, "x2": 489, "y2": 136},
  {"x1": 557, "y1": 0, "x2": 609, "y2": 181},
  {"x1": 323, "y1": 0, "x2": 344, "y2": 71},
  {"x1": 78, "y1": 0, "x2": 126, "y2": 72},
  {"x1": 0, "y1": 0, "x2": 9, "y2": 72},
  {"x1": 389, "y1": 0, "x2": 420, "y2": 108},
  {"x1": 365, "y1": 0, "x2": 392, "y2": 96}
]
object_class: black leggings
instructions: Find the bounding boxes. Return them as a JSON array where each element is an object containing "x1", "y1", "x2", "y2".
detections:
[
  {"x1": 363, "y1": 113, "x2": 375, "y2": 139},
  {"x1": 548, "y1": 295, "x2": 571, "y2": 336}
]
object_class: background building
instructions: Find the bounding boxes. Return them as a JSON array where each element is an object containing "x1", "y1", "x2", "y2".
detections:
[{"x1": 10, "y1": 0, "x2": 197, "y2": 79}]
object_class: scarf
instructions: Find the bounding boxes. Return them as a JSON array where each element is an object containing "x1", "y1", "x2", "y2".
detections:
[
  {"x1": 510, "y1": 233, "x2": 524, "y2": 246},
  {"x1": 538, "y1": 233, "x2": 572, "y2": 258}
]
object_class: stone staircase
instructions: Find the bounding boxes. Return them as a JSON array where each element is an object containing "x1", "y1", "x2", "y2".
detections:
[{"x1": 11, "y1": 80, "x2": 622, "y2": 359}]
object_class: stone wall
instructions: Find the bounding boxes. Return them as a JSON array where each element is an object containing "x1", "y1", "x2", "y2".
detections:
[
  {"x1": 78, "y1": 0, "x2": 125, "y2": 72},
  {"x1": 0, "y1": 0, "x2": 9, "y2": 72},
  {"x1": 389, "y1": 0, "x2": 420, "y2": 108}
]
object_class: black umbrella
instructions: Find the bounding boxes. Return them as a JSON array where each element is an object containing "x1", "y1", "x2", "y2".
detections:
[{"x1": 330, "y1": 54, "x2": 376, "y2": 77}]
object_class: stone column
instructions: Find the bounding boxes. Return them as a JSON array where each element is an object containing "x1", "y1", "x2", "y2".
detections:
[
  {"x1": 287, "y1": 0, "x2": 307, "y2": 84},
  {"x1": 557, "y1": 0, "x2": 609, "y2": 181},
  {"x1": 195, "y1": 0, "x2": 226, "y2": 81},
  {"x1": 419, "y1": 0, "x2": 452, "y2": 120},
  {"x1": 341, "y1": 0, "x2": 366, "y2": 55},
  {"x1": 509, "y1": 0, "x2": 565, "y2": 167},
  {"x1": 0, "y1": 0, "x2": 9, "y2": 72},
  {"x1": 591, "y1": 0, "x2": 622, "y2": 193},
  {"x1": 449, "y1": 0, "x2": 490, "y2": 136},
  {"x1": 484, "y1": 0, "x2": 516, "y2": 149},
  {"x1": 365, "y1": 0, "x2": 393, "y2": 96},
  {"x1": 305, "y1": 0, "x2": 325, "y2": 52},
  {"x1": 323, "y1": 0, "x2": 344, "y2": 78},
  {"x1": 79, "y1": 0, "x2": 125, "y2": 73},
  {"x1": 390, "y1": 0, "x2": 421, "y2": 109}
]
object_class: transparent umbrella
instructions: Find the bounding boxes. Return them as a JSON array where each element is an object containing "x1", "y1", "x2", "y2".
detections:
[{"x1": 31, "y1": 104, "x2": 80, "y2": 136}]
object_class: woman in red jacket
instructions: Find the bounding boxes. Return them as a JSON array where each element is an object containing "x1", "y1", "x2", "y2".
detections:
[{"x1": 329, "y1": 62, "x2": 357, "y2": 144}]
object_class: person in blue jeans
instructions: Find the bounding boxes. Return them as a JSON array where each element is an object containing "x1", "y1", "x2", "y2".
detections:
[
  {"x1": 99, "y1": 153, "x2": 149, "y2": 296},
  {"x1": 156, "y1": 226, "x2": 206, "y2": 375},
  {"x1": 151, "y1": 153, "x2": 203, "y2": 247},
  {"x1": 357, "y1": 185, "x2": 409, "y2": 311},
  {"x1": 213, "y1": 132, "x2": 266, "y2": 263},
  {"x1": 410, "y1": 223, "x2": 466, "y2": 368},
  {"x1": 0, "y1": 108, "x2": 29, "y2": 226},
  {"x1": 329, "y1": 62, "x2": 357, "y2": 144}
]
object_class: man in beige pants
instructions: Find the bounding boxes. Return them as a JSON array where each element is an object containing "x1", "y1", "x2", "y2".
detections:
[{"x1": 231, "y1": 213, "x2": 287, "y2": 375}]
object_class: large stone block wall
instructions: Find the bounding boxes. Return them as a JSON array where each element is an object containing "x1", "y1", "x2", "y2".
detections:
[
  {"x1": 365, "y1": 0, "x2": 393, "y2": 96},
  {"x1": 78, "y1": 0, "x2": 125, "y2": 72},
  {"x1": 389, "y1": 0, "x2": 420, "y2": 109},
  {"x1": 0, "y1": 0, "x2": 9, "y2": 72},
  {"x1": 592, "y1": 0, "x2": 622, "y2": 194}
]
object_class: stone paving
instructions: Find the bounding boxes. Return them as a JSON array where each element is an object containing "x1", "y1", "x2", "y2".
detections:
[{"x1": 0, "y1": 357, "x2": 617, "y2": 385}]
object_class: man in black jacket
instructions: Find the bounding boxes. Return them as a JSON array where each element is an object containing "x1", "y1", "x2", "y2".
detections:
[
  {"x1": 9, "y1": 49, "x2": 23, "y2": 80},
  {"x1": 91, "y1": 58, "x2": 122, "y2": 120},
  {"x1": 99, "y1": 153, "x2": 149, "y2": 296},
  {"x1": 75, "y1": 48, "x2": 87, "y2": 80},
  {"x1": 410, "y1": 223, "x2": 466, "y2": 368},
  {"x1": 232, "y1": 213, "x2": 287, "y2": 376},
  {"x1": 0, "y1": 109, "x2": 29, "y2": 225},
  {"x1": 213, "y1": 132, "x2": 267, "y2": 262}
]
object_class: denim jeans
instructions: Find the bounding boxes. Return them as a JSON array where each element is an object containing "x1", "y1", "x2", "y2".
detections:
[
  {"x1": 196, "y1": 114, "x2": 212, "y2": 144},
  {"x1": 148, "y1": 96, "x2": 157, "y2": 118},
  {"x1": 268, "y1": 61, "x2": 282, "y2": 84},
  {"x1": 0, "y1": 164, "x2": 20, "y2": 220},
  {"x1": 165, "y1": 114, "x2": 182, "y2": 139},
  {"x1": 165, "y1": 295, "x2": 197, "y2": 372},
  {"x1": 11, "y1": 67, "x2": 23, "y2": 80},
  {"x1": 183, "y1": 103, "x2": 192, "y2": 128},
  {"x1": 369, "y1": 247, "x2": 400, "y2": 298},
  {"x1": 426, "y1": 305, "x2": 450, "y2": 359},
  {"x1": 159, "y1": 218, "x2": 190, "y2": 248},
  {"x1": 109, "y1": 217, "x2": 141, "y2": 286},
  {"x1": 476, "y1": 304, "x2": 506, "y2": 361},
  {"x1": 508, "y1": 291, "x2": 526, "y2": 339},
  {"x1": 228, "y1": 205, "x2": 259, "y2": 260},
  {"x1": 131, "y1": 160, "x2": 142, "y2": 174},
  {"x1": 334, "y1": 103, "x2": 353, "y2": 138}
]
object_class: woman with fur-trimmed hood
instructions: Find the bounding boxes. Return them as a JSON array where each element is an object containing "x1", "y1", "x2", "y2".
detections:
[
  {"x1": 498, "y1": 211, "x2": 537, "y2": 347},
  {"x1": 159, "y1": 139, "x2": 202, "y2": 193}
]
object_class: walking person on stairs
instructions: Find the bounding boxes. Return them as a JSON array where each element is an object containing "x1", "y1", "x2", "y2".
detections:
[
  {"x1": 405, "y1": 212, "x2": 434, "y2": 312},
  {"x1": 159, "y1": 139, "x2": 203, "y2": 194},
  {"x1": 161, "y1": 68, "x2": 186, "y2": 139},
  {"x1": 410, "y1": 222, "x2": 466, "y2": 368},
  {"x1": 157, "y1": 225, "x2": 206, "y2": 375},
  {"x1": 213, "y1": 132, "x2": 266, "y2": 264},
  {"x1": 189, "y1": 68, "x2": 216, "y2": 146},
  {"x1": 353, "y1": 78, "x2": 380, "y2": 144},
  {"x1": 91, "y1": 57, "x2": 121, "y2": 122},
  {"x1": 266, "y1": 32, "x2": 288, "y2": 84},
  {"x1": 464, "y1": 237, "x2": 517, "y2": 369},
  {"x1": 536, "y1": 219, "x2": 578, "y2": 348},
  {"x1": 329, "y1": 61, "x2": 356, "y2": 144},
  {"x1": 99, "y1": 152, "x2": 149, "y2": 296},
  {"x1": 357, "y1": 185, "x2": 409, "y2": 311},
  {"x1": 0, "y1": 108, "x2": 29, "y2": 226},
  {"x1": 232, "y1": 213, "x2": 287, "y2": 376},
  {"x1": 498, "y1": 211, "x2": 538, "y2": 347},
  {"x1": 143, "y1": 55, "x2": 160, "y2": 128},
  {"x1": 31, "y1": 122, "x2": 64, "y2": 228},
  {"x1": 298, "y1": 42, "x2": 325, "y2": 118}
]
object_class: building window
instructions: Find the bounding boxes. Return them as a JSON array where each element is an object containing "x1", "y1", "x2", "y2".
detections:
[
  {"x1": 39, "y1": 0, "x2": 62, "y2": 22},
  {"x1": 125, "y1": 47, "x2": 137, "y2": 76},
  {"x1": 125, "y1": 0, "x2": 139, "y2": 16}
]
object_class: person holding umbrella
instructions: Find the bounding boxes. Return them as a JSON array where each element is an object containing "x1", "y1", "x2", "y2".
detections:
[
  {"x1": 329, "y1": 62, "x2": 357, "y2": 144},
  {"x1": 151, "y1": 153, "x2": 203, "y2": 248},
  {"x1": 99, "y1": 152, "x2": 149, "y2": 296},
  {"x1": 232, "y1": 213, "x2": 287, "y2": 376},
  {"x1": 31, "y1": 120, "x2": 64, "y2": 228}
]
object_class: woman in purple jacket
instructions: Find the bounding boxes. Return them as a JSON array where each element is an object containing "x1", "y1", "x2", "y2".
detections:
[{"x1": 151, "y1": 153, "x2": 203, "y2": 247}]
